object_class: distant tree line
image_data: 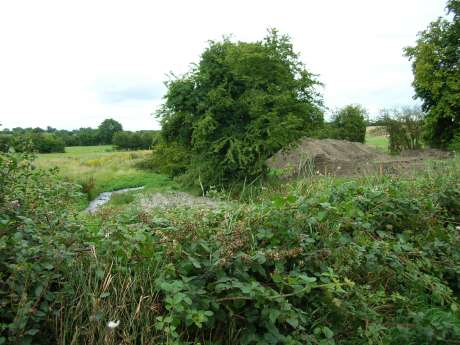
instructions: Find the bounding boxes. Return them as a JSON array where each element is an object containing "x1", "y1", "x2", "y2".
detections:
[{"x1": 0, "y1": 118, "x2": 158, "y2": 153}]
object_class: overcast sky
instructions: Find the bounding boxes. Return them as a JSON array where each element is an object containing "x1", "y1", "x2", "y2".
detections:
[{"x1": 0, "y1": 0, "x2": 447, "y2": 131}]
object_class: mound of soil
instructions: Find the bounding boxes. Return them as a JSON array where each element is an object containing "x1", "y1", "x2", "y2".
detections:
[{"x1": 267, "y1": 138, "x2": 452, "y2": 177}]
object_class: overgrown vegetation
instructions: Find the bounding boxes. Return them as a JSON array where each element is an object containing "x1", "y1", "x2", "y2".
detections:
[
  {"x1": 0, "y1": 151, "x2": 81, "y2": 344},
  {"x1": 4, "y1": 150, "x2": 459, "y2": 344},
  {"x1": 379, "y1": 107, "x2": 425, "y2": 154},
  {"x1": 154, "y1": 29, "x2": 324, "y2": 188}
]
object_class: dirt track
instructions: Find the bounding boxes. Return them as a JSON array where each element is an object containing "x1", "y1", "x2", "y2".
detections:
[{"x1": 267, "y1": 138, "x2": 453, "y2": 177}]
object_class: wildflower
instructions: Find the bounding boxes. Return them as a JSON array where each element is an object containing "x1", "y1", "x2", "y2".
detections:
[
  {"x1": 456, "y1": 226, "x2": 460, "y2": 231},
  {"x1": 107, "y1": 320, "x2": 120, "y2": 329}
]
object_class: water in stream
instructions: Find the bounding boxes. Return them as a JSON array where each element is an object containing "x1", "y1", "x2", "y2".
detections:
[{"x1": 85, "y1": 186, "x2": 144, "y2": 213}]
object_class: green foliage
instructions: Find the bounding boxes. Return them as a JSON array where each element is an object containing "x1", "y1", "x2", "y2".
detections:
[
  {"x1": 0, "y1": 133, "x2": 65, "y2": 153},
  {"x1": 380, "y1": 107, "x2": 425, "y2": 153},
  {"x1": 113, "y1": 130, "x2": 158, "y2": 150},
  {"x1": 148, "y1": 140, "x2": 191, "y2": 177},
  {"x1": 404, "y1": 0, "x2": 460, "y2": 148},
  {"x1": 0, "y1": 151, "x2": 81, "y2": 344},
  {"x1": 54, "y1": 159, "x2": 460, "y2": 344},
  {"x1": 97, "y1": 118, "x2": 123, "y2": 145},
  {"x1": 157, "y1": 29, "x2": 324, "y2": 187},
  {"x1": 448, "y1": 132, "x2": 460, "y2": 151},
  {"x1": 331, "y1": 104, "x2": 367, "y2": 143}
]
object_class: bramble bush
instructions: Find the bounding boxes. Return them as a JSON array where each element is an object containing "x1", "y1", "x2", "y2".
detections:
[
  {"x1": 0, "y1": 151, "x2": 81, "y2": 344},
  {"x1": 57, "y1": 158, "x2": 460, "y2": 344}
]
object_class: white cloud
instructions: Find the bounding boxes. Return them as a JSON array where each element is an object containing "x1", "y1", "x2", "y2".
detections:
[{"x1": 0, "y1": 0, "x2": 446, "y2": 130}]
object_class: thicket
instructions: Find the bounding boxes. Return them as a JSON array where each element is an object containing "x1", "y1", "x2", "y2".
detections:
[
  {"x1": 0, "y1": 151, "x2": 81, "y2": 344},
  {"x1": 2, "y1": 144, "x2": 460, "y2": 344},
  {"x1": 379, "y1": 107, "x2": 425, "y2": 153},
  {"x1": 57, "y1": 160, "x2": 460, "y2": 345},
  {"x1": 113, "y1": 130, "x2": 158, "y2": 150},
  {"x1": 154, "y1": 30, "x2": 324, "y2": 188}
]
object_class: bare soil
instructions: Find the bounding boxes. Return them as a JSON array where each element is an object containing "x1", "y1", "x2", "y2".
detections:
[{"x1": 267, "y1": 138, "x2": 453, "y2": 178}]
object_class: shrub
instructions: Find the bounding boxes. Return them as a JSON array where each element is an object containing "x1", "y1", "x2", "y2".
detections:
[
  {"x1": 380, "y1": 106, "x2": 425, "y2": 153},
  {"x1": 0, "y1": 151, "x2": 81, "y2": 344},
  {"x1": 156, "y1": 29, "x2": 324, "y2": 188},
  {"x1": 0, "y1": 134, "x2": 11, "y2": 152},
  {"x1": 32, "y1": 133, "x2": 65, "y2": 153},
  {"x1": 331, "y1": 104, "x2": 367, "y2": 143},
  {"x1": 448, "y1": 133, "x2": 460, "y2": 152}
]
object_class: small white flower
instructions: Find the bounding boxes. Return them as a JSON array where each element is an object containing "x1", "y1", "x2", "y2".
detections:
[
  {"x1": 107, "y1": 320, "x2": 120, "y2": 329},
  {"x1": 456, "y1": 226, "x2": 460, "y2": 231}
]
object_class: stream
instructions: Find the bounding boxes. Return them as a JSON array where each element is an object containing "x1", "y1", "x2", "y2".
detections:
[{"x1": 85, "y1": 186, "x2": 145, "y2": 213}]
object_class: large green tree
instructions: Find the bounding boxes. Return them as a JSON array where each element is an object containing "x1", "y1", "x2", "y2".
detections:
[
  {"x1": 97, "y1": 118, "x2": 123, "y2": 144},
  {"x1": 404, "y1": 0, "x2": 460, "y2": 148},
  {"x1": 156, "y1": 30, "x2": 324, "y2": 186}
]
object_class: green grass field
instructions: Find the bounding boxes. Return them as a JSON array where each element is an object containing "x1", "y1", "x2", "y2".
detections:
[
  {"x1": 36, "y1": 145, "x2": 177, "y2": 202},
  {"x1": 365, "y1": 134, "x2": 389, "y2": 151}
]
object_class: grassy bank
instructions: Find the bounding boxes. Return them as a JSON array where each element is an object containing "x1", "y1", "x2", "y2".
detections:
[{"x1": 35, "y1": 145, "x2": 177, "y2": 202}]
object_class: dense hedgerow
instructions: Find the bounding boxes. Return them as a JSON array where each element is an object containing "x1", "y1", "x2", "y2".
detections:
[
  {"x1": 113, "y1": 130, "x2": 157, "y2": 150},
  {"x1": 0, "y1": 132, "x2": 65, "y2": 153},
  {"x1": 56, "y1": 159, "x2": 460, "y2": 345}
]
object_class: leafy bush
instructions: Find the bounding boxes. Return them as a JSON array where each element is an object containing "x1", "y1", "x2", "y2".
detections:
[
  {"x1": 56, "y1": 159, "x2": 460, "y2": 344},
  {"x1": 0, "y1": 151, "x2": 81, "y2": 344},
  {"x1": 380, "y1": 107, "x2": 425, "y2": 153},
  {"x1": 331, "y1": 104, "x2": 367, "y2": 143},
  {"x1": 448, "y1": 133, "x2": 460, "y2": 152},
  {"x1": 113, "y1": 131, "x2": 157, "y2": 150},
  {"x1": 31, "y1": 133, "x2": 65, "y2": 153},
  {"x1": 156, "y1": 29, "x2": 323, "y2": 188},
  {"x1": 0, "y1": 134, "x2": 11, "y2": 152}
]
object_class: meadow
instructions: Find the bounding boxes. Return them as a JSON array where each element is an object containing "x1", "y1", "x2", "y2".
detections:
[{"x1": 35, "y1": 145, "x2": 178, "y2": 203}]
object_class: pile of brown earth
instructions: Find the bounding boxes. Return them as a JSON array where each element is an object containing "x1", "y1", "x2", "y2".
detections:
[{"x1": 267, "y1": 138, "x2": 452, "y2": 178}]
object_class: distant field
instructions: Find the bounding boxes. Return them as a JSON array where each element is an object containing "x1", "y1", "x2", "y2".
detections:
[
  {"x1": 36, "y1": 145, "x2": 177, "y2": 202},
  {"x1": 365, "y1": 127, "x2": 389, "y2": 152},
  {"x1": 365, "y1": 135, "x2": 389, "y2": 151},
  {"x1": 64, "y1": 145, "x2": 113, "y2": 154}
]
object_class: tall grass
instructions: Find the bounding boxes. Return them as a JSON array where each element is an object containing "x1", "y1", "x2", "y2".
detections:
[{"x1": 35, "y1": 146, "x2": 177, "y2": 202}]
